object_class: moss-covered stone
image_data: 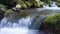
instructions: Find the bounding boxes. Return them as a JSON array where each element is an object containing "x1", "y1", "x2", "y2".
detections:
[
  {"x1": 39, "y1": 13, "x2": 60, "y2": 34},
  {"x1": 4, "y1": 9, "x2": 29, "y2": 23}
]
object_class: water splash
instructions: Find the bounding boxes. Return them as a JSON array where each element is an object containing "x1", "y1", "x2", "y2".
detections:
[{"x1": 50, "y1": 1, "x2": 57, "y2": 7}]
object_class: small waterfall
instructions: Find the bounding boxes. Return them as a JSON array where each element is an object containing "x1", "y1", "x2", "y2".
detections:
[
  {"x1": 0, "y1": 16, "x2": 32, "y2": 28},
  {"x1": 0, "y1": 16, "x2": 33, "y2": 34},
  {"x1": 29, "y1": 15, "x2": 47, "y2": 29},
  {"x1": 0, "y1": 1, "x2": 60, "y2": 34},
  {"x1": 0, "y1": 15, "x2": 45, "y2": 34}
]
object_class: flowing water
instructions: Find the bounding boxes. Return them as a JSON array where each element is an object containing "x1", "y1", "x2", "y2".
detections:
[{"x1": 0, "y1": 1, "x2": 60, "y2": 34}]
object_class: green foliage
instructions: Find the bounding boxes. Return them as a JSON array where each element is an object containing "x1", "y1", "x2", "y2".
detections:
[
  {"x1": 16, "y1": 0, "x2": 43, "y2": 8},
  {"x1": 0, "y1": 0, "x2": 44, "y2": 8},
  {"x1": 1, "y1": 0, "x2": 60, "y2": 8}
]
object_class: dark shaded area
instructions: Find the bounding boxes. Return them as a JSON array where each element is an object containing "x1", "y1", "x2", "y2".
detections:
[
  {"x1": 0, "y1": 0, "x2": 17, "y2": 9},
  {"x1": 0, "y1": 9, "x2": 4, "y2": 21}
]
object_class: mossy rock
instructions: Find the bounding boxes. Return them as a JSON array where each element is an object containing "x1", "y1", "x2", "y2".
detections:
[
  {"x1": 4, "y1": 9, "x2": 29, "y2": 23},
  {"x1": 39, "y1": 13, "x2": 60, "y2": 34}
]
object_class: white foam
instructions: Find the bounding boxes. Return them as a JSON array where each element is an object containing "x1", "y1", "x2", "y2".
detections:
[{"x1": 0, "y1": 28, "x2": 28, "y2": 34}]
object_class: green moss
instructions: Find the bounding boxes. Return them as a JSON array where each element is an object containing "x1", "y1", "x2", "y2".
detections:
[{"x1": 44, "y1": 13, "x2": 60, "y2": 24}]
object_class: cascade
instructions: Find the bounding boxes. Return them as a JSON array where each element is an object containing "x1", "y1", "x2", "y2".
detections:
[{"x1": 0, "y1": 1, "x2": 60, "y2": 34}]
